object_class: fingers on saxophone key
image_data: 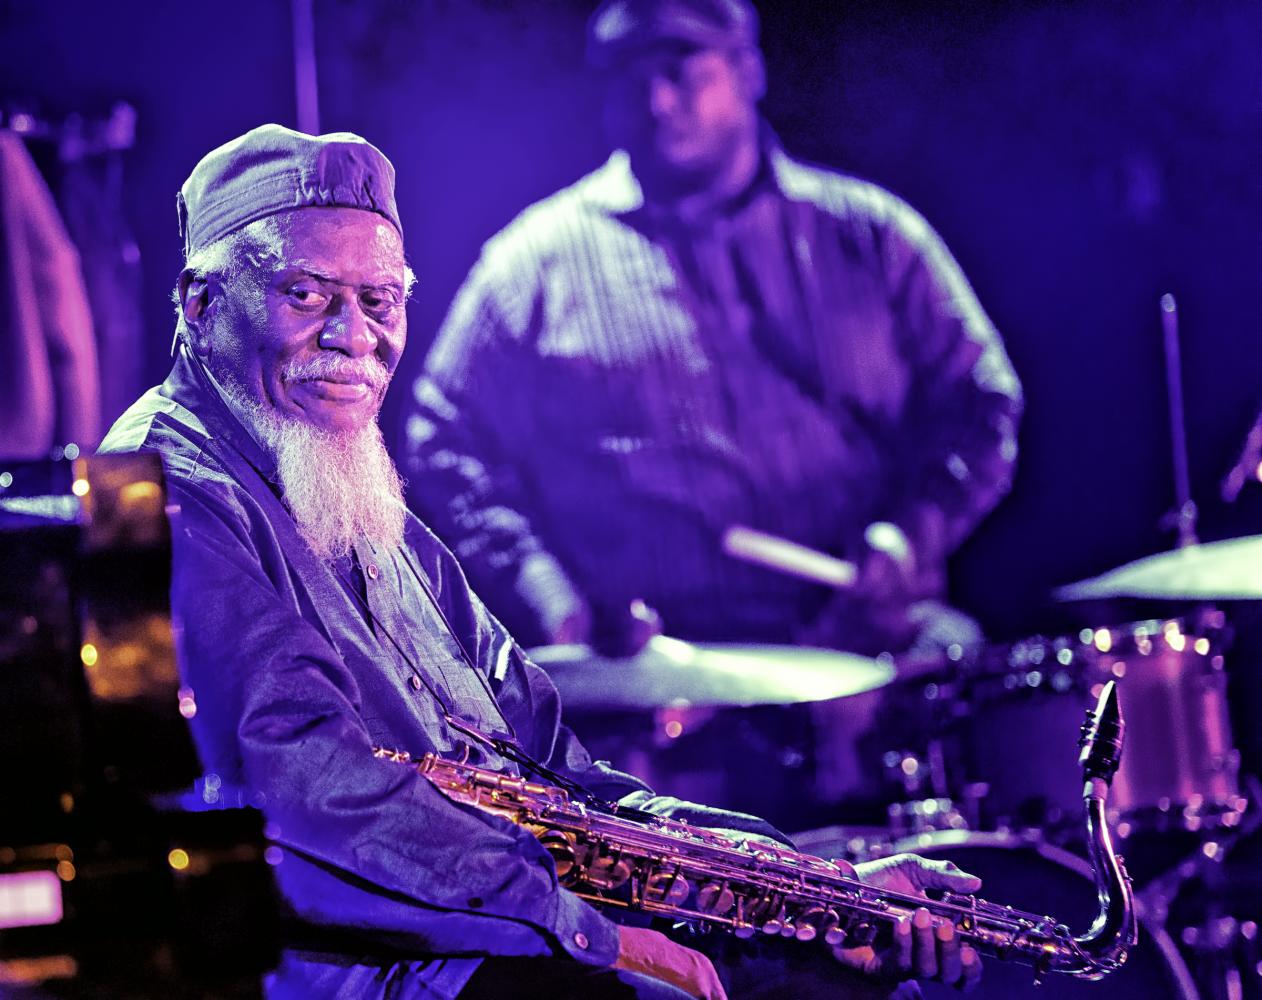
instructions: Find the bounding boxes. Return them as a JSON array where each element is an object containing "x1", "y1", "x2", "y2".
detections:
[
  {"x1": 936, "y1": 916, "x2": 962, "y2": 986},
  {"x1": 911, "y1": 907, "x2": 938, "y2": 979},
  {"x1": 892, "y1": 914, "x2": 914, "y2": 973},
  {"x1": 959, "y1": 945, "x2": 982, "y2": 993}
]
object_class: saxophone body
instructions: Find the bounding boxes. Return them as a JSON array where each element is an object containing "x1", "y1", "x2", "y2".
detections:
[{"x1": 376, "y1": 682, "x2": 1136, "y2": 982}]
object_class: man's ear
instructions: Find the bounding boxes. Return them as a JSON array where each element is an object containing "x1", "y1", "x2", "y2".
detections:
[
  {"x1": 734, "y1": 47, "x2": 766, "y2": 103},
  {"x1": 178, "y1": 269, "x2": 213, "y2": 356}
]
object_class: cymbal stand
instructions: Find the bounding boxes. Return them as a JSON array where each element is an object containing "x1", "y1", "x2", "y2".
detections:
[{"x1": 1160, "y1": 293, "x2": 1200, "y2": 548}]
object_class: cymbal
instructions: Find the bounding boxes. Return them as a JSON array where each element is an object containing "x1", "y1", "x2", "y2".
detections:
[
  {"x1": 527, "y1": 634, "x2": 893, "y2": 711},
  {"x1": 1055, "y1": 534, "x2": 1262, "y2": 601}
]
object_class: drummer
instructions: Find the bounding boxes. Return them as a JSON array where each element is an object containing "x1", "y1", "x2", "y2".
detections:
[{"x1": 404, "y1": 0, "x2": 1022, "y2": 659}]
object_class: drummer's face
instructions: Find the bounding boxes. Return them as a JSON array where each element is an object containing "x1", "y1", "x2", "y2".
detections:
[{"x1": 603, "y1": 43, "x2": 762, "y2": 188}]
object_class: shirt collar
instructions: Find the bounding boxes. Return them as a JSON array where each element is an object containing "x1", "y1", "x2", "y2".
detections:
[{"x1": 589, "y1": 125, "x2": 792, "y2": 225}]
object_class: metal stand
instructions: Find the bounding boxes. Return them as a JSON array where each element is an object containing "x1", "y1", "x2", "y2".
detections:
[{"x1": 1136, "y1": 777, "x2": 1262, "y2": 1000}]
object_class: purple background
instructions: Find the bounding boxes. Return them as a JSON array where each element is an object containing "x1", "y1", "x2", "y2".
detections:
[{"x1": 3, "y1": 0, "x2": 1260, "y2": 637}]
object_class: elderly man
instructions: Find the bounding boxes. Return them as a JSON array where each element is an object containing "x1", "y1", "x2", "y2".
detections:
[
  {"x1": 100, "y1": 125, "x2": 980, "y2": 998},
  {"x1": 405, "y1": 0, "x2": 1022, "y2": 658}
]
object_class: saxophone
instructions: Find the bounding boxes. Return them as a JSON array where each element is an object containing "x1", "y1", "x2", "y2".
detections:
[{"x1": 376, "y1": 682, "x2": 1136, "y2": 982}]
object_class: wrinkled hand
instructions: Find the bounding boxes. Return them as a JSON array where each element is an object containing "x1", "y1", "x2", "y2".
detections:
[
  {"x1": 832, "y1": 854, "x2": 983, "y2": 992},
  {"x1": 614, "y1": 925, "x2": 727, "y2": 1000}
]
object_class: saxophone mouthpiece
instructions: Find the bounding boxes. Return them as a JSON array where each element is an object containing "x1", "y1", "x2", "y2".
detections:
[{"x1": 1078, "y1": 680, "x2": 1125, "y2": 784}]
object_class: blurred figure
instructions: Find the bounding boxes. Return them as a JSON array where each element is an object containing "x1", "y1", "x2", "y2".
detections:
[
  {"x1": 405, "y1": 0, "x2": 1021, "y2": 657},
  {"x1": 0, "y1": 129, "x2": 98, "y2": 459}
]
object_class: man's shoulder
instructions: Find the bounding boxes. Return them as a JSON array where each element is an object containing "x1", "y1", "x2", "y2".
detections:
[
  {"x1": 101, "y1": 386, "x2": 206, "y2": 468},
  {"x1": 99, "y1": 383, "x2": 247, "y2": 515},
  {"x1": 479, "y1": 155, "x2": 635, "y2": 268},
  {"x1": 771, "y1": 150, "x2": 933, "y2": 240}
]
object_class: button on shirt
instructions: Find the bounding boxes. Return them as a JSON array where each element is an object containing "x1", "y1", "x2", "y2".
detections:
[{"x1": 333, "y1": 539, "x2": 510, "y2": 770}]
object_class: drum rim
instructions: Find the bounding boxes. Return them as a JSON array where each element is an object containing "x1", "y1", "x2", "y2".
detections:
[{"x1": 886, "y1": 828, "x2": 1200, "y2": 1000}]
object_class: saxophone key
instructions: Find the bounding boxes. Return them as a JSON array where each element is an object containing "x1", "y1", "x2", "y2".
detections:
[
  {"x1": 538, "y1": 829, "x2": 577, "y2": 880},
  {"x1": 696, "y1": 881, "x2": 736, "y2": 917},
  {"x1": 733, "y1": 898, "x2": 757, "y2": 939},
  {"x1": 760, "y1": 910, "x2": 785, "y2": 935},
  {"x1": 584, "y1": 849, "x2": 633, "y2": 889},
  {"x1": 646, "y1": 870, "x2": 690, "y2": 905},
  {"x1": 795, "y1": 905, "x2": 840, "y2": 943}
]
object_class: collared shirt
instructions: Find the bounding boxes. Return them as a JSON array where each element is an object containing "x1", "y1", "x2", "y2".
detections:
[
  {"x1": 100, "y1": 348, "x2": 654, "y2": 998},
  {"x1": 405, "y1": 145, "x2": 1022, "y2": 648}
]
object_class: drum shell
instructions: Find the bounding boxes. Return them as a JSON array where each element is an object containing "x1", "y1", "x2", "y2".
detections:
[{"x1": 951, "y1": 620, "x2": 1239, "y2": 829}]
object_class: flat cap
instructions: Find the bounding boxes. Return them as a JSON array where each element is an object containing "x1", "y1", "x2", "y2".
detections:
[
  {"x1": 177, "y1": 123, "x2": 401, "y2": 257},
  {"x1": 587, "y1": 0, "x2": 759, "y2": 67}
]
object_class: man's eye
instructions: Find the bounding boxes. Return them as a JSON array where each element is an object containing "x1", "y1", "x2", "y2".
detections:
[
  {"x1": 361, "y1": 292, "x2": 400, "y2": 315},
  {"x1": 288, "y1": 286, "x2": 329, "y2": 307}
]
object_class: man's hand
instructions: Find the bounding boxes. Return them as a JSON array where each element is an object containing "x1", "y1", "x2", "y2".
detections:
[
  {"x1": 796, "y1": 522, "x2": 922, "y2": 655},
  {"x1": 547, "y1": 598, "x2": 663, "y2": 658},
  {"x1": 832, "y1": 854, "x2": 983, "y2": 992},
  {"x1": 614, "y1": 925, "x2": 727, "y2": 1000},
  {"x1": 590, "y1": 598, "x2": 664, "y2": 657},
  {"x1": 549, "y1": 602, "x2": 594, "y2": 646}
]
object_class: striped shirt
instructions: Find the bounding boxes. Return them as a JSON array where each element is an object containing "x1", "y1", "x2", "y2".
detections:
[{"x1": 405, "y1": 143, "x2": 1021, "y2": 648}]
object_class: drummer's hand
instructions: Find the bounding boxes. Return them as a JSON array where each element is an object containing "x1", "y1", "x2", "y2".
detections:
[
  {"x1": 614, "y1": 925, "x2": 727, "y2": 1000},
  {"x1": 550, "y1": 602, "x2": 593, "y2": 646},
  {"x1": 831, "y1": 854, "x2": 983, "y2": 992},
  {"x1": 590, "y1": 599, "x2": 663, "y2": 657},
  {"x1": 856, "y1": 522, "x2": 919, "y2": 604}
]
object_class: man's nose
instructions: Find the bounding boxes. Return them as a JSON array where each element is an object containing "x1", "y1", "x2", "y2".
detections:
[
  {"x1": 647, "y1": 76, "x2": 681, "y2": 118},
  {"x1": 318, "y1": 296, "x2": 378, "y2": 357}
]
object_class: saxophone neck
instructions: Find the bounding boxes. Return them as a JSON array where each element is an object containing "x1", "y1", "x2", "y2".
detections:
[{"x1": 1073, "y1": 710, "x2": 1139, "y2": 976}]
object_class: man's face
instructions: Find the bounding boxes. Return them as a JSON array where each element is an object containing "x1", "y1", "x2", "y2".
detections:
[
  {"x1": 603, "y1": 43, "x2": 759, "y2": 187},
  {"x1": 205, "y1": 207, "x2": 408, "y2": 436}
]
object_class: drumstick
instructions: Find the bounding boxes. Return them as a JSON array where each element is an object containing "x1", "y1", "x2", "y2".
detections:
[{"x1": 722, "y1": 525, "x2": 858, "y2": 588}]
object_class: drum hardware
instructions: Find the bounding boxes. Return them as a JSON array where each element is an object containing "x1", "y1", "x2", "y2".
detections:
[
  {"x1": 529, "y1": 636, "x2": 896, "y2": 831},
  {"x1": 880, "y1": 743, "x2": 981, "y2": 836},
  {"x1": 886, "y1": 797, "x2": 971, "y2": 839},
  {"x1": 881, "y1": 613, "x2": 1245, "y2": 837},
  {"x1": 1179, "y1": 918, "x2": 1262, "y2": 1000},
  {"x1": 1158, "y1": 291, "x2": 1200, "y2": 550},
  {"x1": 1131, "y1": 786, "x2": 1262, "y2": 1000}
]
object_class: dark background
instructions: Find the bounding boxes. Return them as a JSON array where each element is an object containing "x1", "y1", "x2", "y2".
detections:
[
  {"x1": 3, "y1": 0, "x2": 1260, "y2": 639},
  {"x1": 5, "y1": 9, "x2": 1262, "y2": 993}
]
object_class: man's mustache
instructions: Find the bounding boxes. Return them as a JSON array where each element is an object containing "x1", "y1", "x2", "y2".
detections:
[{"x1": 284, "y1": 354, "x2": 390, "y2": 393}]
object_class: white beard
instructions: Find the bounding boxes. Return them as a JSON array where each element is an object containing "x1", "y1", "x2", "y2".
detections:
[{"x1": 216, "y1": 366, "x2": 407, "y2": 561}]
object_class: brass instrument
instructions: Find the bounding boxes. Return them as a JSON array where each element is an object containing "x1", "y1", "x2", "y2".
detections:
[{"x1": 376, "y1": 683, "x2": 1136, "y2": 982}]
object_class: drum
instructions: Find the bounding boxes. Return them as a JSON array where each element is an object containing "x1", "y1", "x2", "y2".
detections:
[
  {"x1": 794, "y1": 828, "x2": 1198, "y2": 999},
  {"x1": 906, "y1": 617, "x2": 1243, "y2": 832}
]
